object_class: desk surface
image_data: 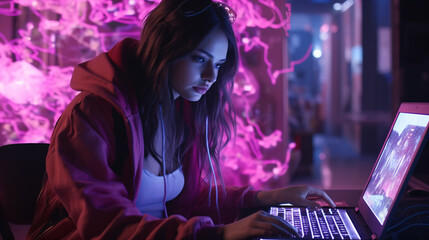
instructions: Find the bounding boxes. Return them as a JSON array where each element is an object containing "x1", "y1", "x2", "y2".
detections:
[{"x1": 325, "y1": 189, "x2": 362, "y2": 207}]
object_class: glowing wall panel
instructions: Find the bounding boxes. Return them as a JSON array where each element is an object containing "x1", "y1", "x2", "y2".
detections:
[{"x1": 0, "y1": 0, "x2": 299, "y2": 189}]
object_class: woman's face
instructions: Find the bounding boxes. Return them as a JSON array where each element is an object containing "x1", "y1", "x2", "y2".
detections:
[{"x1": 170, "y1": 27, "x2": 228, "y2": 101}]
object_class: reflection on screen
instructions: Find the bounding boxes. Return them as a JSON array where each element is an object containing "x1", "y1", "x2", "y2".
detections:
[{"x1": 363, "y1": 113, "x2": 429, "y2": 225}]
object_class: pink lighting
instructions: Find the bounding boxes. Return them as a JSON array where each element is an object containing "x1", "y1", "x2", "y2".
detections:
[{"x1": 0, "y1": 0, "x2": 306, "y2": 189}]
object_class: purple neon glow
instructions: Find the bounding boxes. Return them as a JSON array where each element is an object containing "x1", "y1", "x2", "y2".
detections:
[{"x1": 0, "y1": 0, "x2": 307, "y2": 189}]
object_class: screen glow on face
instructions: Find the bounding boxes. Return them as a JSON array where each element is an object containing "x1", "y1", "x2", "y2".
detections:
[{"x1": 363, "y1": 113, "x2": 429, "y2": 224}]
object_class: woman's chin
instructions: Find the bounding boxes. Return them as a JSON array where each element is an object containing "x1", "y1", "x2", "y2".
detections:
[{"x1": 182, "y1": 94, "x2": 203, "y2": 102}]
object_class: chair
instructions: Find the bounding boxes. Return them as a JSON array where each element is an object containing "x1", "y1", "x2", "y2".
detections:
[{"x1": 0, "y1": 143, "x2": 49, "y2": 240}]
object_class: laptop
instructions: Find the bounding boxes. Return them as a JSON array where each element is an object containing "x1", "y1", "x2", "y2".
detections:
[{"x1": 241, "y1": 102, "x2": 429, "y2": 240}]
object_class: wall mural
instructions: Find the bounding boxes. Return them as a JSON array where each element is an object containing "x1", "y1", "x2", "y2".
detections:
[{"x1": 0, "y1": 0, "x2": 312, "y2": 189}]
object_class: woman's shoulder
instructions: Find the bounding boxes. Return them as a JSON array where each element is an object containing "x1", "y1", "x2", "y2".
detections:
[{"x1": 59, "y1": 93, "x2": 117, "y2": 124}]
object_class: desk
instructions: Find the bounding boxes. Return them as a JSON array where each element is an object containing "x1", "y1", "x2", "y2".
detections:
[{"x1": 325, "y1": 189, "x2": 362, "y2": 207}]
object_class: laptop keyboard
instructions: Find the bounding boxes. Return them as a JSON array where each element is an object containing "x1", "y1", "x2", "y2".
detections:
[{"x1": 270, "y1": 207, "x2": 352, "y2": 239}]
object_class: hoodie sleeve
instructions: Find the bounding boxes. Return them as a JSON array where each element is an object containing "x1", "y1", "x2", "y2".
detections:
[{"x1": 45, "y1": 93, "x2": 224, "y2": 239}]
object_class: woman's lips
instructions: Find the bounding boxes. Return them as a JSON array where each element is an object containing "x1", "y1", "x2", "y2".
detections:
[{"x1": 193, "y1": 86, "x2": 208, "y2": 94}]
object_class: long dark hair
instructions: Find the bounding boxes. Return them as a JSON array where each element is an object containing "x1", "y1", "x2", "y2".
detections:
[{"x1": 136, "y1": 0, "x2": 238, "y2": 182}]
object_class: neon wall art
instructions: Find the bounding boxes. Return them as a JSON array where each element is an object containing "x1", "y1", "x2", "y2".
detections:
[{"x1": 0, "y1": 0, "x2": 309, "y2": 189}]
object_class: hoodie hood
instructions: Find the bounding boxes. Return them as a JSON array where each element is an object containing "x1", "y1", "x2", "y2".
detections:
[{"x1": 70, "y1": 38, "x2": 140, "y2": 118}]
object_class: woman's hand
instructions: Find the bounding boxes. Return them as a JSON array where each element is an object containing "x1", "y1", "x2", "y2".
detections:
[
  {"x1": 255, "y1": 185, "x2": 336, "y2": 209},
  {"x1": 222, "y1": 210, "x2": 301, "y2": 240}
]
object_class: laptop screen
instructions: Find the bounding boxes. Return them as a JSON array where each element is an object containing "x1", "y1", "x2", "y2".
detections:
[{"x1": 362, "y1": 112, "x2": 429, "y2": 225}]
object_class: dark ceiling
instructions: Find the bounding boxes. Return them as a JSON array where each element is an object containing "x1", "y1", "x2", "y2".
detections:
[{"x1": 288, "y1": 0, "x2": 343, "y2": 13}]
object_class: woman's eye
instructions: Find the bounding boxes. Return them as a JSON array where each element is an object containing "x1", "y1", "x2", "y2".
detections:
[
  {"x1": 192, "y1": 55, "x2": 206, "y2": 63},
  {"x1": 215, "y1": 63, "x2": 223, "y2": 69}
]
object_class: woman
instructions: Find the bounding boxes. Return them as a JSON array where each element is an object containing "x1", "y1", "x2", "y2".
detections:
[{"x1": 28, "y1": 0, "x2": 335, "y2": 239}]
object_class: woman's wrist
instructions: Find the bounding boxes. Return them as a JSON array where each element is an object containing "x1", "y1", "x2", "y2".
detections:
[{"x1": 255, "y1": 190, "x2": 275, "y2": 206}]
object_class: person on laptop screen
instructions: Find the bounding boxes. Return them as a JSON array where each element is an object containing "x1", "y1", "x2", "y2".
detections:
[{"x1": 27, "y1": 0, "x2": 335, "y2": 239}]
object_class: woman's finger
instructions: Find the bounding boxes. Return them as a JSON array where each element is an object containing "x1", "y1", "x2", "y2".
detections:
[
  {"x1": 307, "y1": 187, "x2": 336, "y2": 208},
  {"x1": 319, "y1": 190, "x2": 336, "y2": 208},
  {"x1": 295, "y1": 199, "x2": 321, "y2": 210},
  {"x1": 252, "y1": 221, "x2": 296, "y2": 238},
  {"x1": 256, "y1": 211, "x2": 301, "y2": 237}
]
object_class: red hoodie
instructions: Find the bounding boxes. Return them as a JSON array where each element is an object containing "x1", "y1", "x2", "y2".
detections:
[{"x1": 27, "y1": 38, "x2": 258, "y2": 240}]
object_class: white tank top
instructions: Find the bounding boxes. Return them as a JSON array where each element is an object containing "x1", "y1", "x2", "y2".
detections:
[{"x1": 135, "y1": 167, "x2": 185, "y2": 218}]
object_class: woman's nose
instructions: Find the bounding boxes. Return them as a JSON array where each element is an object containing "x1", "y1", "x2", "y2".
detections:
[{"x1": 202, "y1": 64, "x2": 216, "y2": 82}]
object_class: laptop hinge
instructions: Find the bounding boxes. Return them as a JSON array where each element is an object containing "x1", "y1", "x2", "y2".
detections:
[{"x1": 371, "y1": 233, "x2": 378, "y2": 240}]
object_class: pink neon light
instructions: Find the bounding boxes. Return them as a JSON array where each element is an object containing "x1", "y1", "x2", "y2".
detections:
[
  {"x1": 242, "y1": 37, "x2": 312, "y2": 84},
  {"x1": 0, "y1": 0, "x2": 305, "y2": 189}
]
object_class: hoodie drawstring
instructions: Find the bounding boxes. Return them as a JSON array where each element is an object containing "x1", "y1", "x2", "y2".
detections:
[
  {"x1": 205, "y1": 117, "x2": 220, "y2": 221},
  {"x1": 159, "y1": 105, "x2": 168, "y2": 218}
]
